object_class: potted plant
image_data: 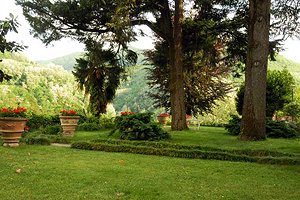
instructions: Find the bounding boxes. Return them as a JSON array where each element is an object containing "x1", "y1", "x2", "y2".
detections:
[
  {"x1": 0, "y1": 107, "x2": 27, "y2": 147},
  {"x1": 59, "y1": 109, "x2": 80, "y2": 137},
  {"x1": 157, "y1": 113, "x2": 170, "y2": 126}
]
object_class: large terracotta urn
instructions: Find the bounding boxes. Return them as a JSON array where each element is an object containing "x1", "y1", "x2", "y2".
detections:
[
  {"x1": 59, "y1": 116, "x2": 80, "y2": 136},
  {"x1": 157, "y1": 116, "x2": 168, "y2": 127},
  {"x1": 0, "y1": 117, "x2": 27, "y2": 147}
]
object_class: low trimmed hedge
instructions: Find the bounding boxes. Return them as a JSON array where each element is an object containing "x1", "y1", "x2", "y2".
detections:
[
  {"x1": 71, "y1": 141, "x2": 300, "y2": 165},
  {"x1": 91, "y1": 139, "x2": 296, "y2": 158}
]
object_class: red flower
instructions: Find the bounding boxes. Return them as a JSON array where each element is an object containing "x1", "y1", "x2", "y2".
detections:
[
  {"x1": 1, "y1": 108, "x2": 8, "y2": 113},
  {"x1": 24, "y1": 126, "x2": 30, "y2": 131},
  {"x1": 120, "y1": 111, "x2": 136, "y2": 115},
  {"x1": 0, "y1": 107, "x2": 27, "y2": 118},
  {"x1": 159, "y1": 113, "x2": 170, "y2": 117},
  {"x1": 60, "y1": 109, "x2": 77, "y2": 116}
]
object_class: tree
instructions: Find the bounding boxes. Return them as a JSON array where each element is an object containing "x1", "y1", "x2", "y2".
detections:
[
  {"x1": 240, "y1": 0, "x2": 271, "y2": 140},
  {"x1": 17, "y1": 0, "x2": 300, "y2": 130},
  {"x1": 236, "y1": 69, "x2": 295, "y2": 118},
  {"x1": 0, "y1": 14, "x2": 25, "y2": 82},
  {"x1": 73, "y1": 41, "x2": 137, "y2": 116},
  {"x1": 171, "y1": 0, "x2": 186, "y2": 130},
  {"x1": 146, "y1": 39, "x2": 232, "y2": 116}
]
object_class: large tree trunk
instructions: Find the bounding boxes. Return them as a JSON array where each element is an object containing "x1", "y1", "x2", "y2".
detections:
[
  {"x1": 170, "y1": 0, "x2": 187, "y2": 130},
  {"x1": 240, "y1": 0, "x2": 271, "y2": 140}
]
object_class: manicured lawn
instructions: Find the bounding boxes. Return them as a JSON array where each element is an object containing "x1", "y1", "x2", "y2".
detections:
[
  {"x1": 70, "y1": 126, "x2": 300, "y2": 155},
  {"x1": 0, "y1": 145, "x2": 299, "y2": 200}
]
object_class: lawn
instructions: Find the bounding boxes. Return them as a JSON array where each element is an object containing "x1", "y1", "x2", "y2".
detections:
[
  {"x1": 69, "y1": 126, "x2": 300, "y2": 155},
  {"x1": 0, "y1": 145, "x2": 299, "y2": 200}
]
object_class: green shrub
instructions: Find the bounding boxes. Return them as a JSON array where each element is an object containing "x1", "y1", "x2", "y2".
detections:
[
  {"x1": 225, "y1": 116, "x2": 299, "y2": 138},
  {"x1": 224, "y1": 115, "x2": 241, "y2": 136},
  {"x1": 42, "y1": 125, "x2": 61, "y2": 135},
  {"x1": 71, "y1": 141, "x2": 299, "y2": 165},
  {"x1": 100, "y1": 113, "x2": 115, "y2": 128},
  {"x1": 27, "y1": 114, "x2": 60, "y2": 130},
  {"x1": 91, "y1": 139, "x2": 295, "y2": 158},
  {"x1": 236, "y1": 69, "x2": 295, "y2": 117},
  {"x1": 24, "y1": 134, "x2": 51, "y2": 145},
  {"x1": 266, "y1": 120, "x2": 299, "y2": 138},
  {"x1": 77, "y1": 122, "x2": 102, "y2": 131},
  {"x1": 114, "y1": 112, "x2": 170, "y2": 141}
]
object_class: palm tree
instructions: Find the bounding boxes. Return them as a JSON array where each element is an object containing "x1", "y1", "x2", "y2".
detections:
[{"x1": 73, "y1": 42, "x2": 137, "y2": 116}]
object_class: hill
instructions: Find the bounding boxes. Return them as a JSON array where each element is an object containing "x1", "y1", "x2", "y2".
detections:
[
  {"x1": 37, "y1": 52, "x2": 84, "y2": 71},
  {"x1": 37, "y1": 48, "x2": 147, "y2": 71},
  {"x1": 269, "y1": 54, "x2": 300, "y2": 83}
]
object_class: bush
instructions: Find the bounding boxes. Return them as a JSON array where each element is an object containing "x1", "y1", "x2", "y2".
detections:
[
  {"x1": 77, "y1": 122, "x2": 102, "y2": 131},
  {"x1": 266, "y1": 120, "x2": 299, "y2": 138},
  {"x1": 42, "y1": 125, "x2": 61, "y2": 135},
  {"x1": 100, "y1": 113, "x2": 115, "y2": 128},
  {"x1": 27, "y1": 114, "x2": 60, "y2": 130},
  {"x1": 114, "y1": 112, "x2": 170, "y2": 141},
  {"x1": 224, "y1": 115, "x2": 241, "y2": 136},
  {"x1": 225, "y1": 115, "x2": 299, "y2": 138},
  {"x1": 24, "y1": 134, "x2": 51, "y2": 145},
  {"x1": 236, "y1": 69, "x2": 295, "y2": 117},
  {"x1": 71, "y1": 141, "x2": 299, "y2": 165}
]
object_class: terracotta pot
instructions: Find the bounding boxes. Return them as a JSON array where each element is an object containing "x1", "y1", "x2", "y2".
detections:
[
  {"x1": 157, "y1": 116, "x2": 168, "y2": 126},
  {"x1": 0, "y1": 117, "x2": 27, "y2": 147},
  {"x1": 59, "y1": 116, "x2": 80, "y2": 137}
]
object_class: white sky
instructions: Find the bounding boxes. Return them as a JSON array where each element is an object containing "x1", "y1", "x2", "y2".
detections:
[{"x1": 1, "y1": 0, "x2": 300, "y2": 63}]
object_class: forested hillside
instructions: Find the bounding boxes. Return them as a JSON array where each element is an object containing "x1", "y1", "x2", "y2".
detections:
[
  {"x1": 0, "y1": 52, "x2": 86, "y2": 115},
  {"x1": 269, "y1": 55, "x2": 300, "y2": 83},
  {"x1": 37, "y1": 52, "x2": 84, "y2": 71}
]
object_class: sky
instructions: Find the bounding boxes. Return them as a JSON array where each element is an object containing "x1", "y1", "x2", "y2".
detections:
[{"x1": 1, "y1": 0, "x2": 300, "y2": 63}]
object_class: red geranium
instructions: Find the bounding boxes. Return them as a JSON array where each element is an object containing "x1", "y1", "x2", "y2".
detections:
[
  {"x1": 120, "y1": 111, "x2": 136, "y2": 115},
  {"x1": 158, "y1": 113, "x2": 170, "y2": 117},
  {"x1": 0, "y1": 107, "x2": 27, "y2": 118},
  {"x1": 60, "y1": 109, "x2": 77, "y2": 116}
]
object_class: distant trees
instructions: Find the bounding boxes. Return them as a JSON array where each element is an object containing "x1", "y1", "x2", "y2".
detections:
[{"x1": 0, "y1": 53, "x2": 85, "y2": 114}]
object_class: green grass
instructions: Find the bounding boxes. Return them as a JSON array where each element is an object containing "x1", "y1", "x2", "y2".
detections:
[
  {"x1": 0, "y1": 145, "x2": 299, "y2": 200},
  {"x1": 68, "y1": 126, "x2": 300, "y2": 155}
]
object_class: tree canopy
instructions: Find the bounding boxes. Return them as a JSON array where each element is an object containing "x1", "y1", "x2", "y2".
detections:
[{"x1": 0, "y1": 14, "x2": 26, "y2": 82}]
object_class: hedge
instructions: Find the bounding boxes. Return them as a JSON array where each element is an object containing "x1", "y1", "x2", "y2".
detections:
[{"x1": 71, "y1": 141, "x2": 300, "y2": 165}]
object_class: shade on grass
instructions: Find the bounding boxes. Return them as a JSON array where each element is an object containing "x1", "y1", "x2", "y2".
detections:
[{"x1": 0, "y1": 145, "x2": 299, "y2": 200}]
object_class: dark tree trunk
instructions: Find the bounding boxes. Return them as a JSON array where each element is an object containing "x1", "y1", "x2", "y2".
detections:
[
  {"x1": 240, "y1": 0, "x2": 271, "y2": 140},
  {"x1": 170, "y1": 0, "x2": 187, "y2": 130}
]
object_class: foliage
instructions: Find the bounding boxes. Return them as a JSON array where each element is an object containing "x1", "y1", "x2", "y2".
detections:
[
  {"x1": 42, "y1": 125, "x2": 61, "y2": 135},
  {"x1": 0, "y1": 53, "x2": 86, "y2": 115},
  {"x1": 282, "y1": 102, "x2": 300, "y2": 122},
  {"x1": 145, "y1": 25, "x2": 232, "y2": 115},
  {"x1": 26, "y1": 114, "x2": 60, "y2": 130},
  {"x1": 113, "y1": 65, "x2": 156, "y2": 112},
  {"x1": 113, "y1": 112, "x2": 170, "y2": 141},
  {"x1": 224, "y1": 115, "x2": 242, "y2": 136},
  {"x1": 266, "y1": 120, "x2": 299, "y2": 138},
  {"x1": 76, "y1": 122, "x2": 102, "y2": 131},
  {"x1": 72, "y1": 141, "x2": 299, "y2": 165},
  {"x1": 0, "y1": 107, "x2": 27, "y2": 118},
  {"x1": 24, "y1": 134, "x2": 51, "y2": 145},
  {"x1": 73, "y1": 42, "x2": 137, "y2": 116},
  {"x1": 225, "y1": 115, "x2": 299, "y2": 138},
  {"x1": 236, "y1": 69, "x2": 295, "y2": 117},
  {"x1": 99, "y1": 113, "x2": 115, "y2": 129}
]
